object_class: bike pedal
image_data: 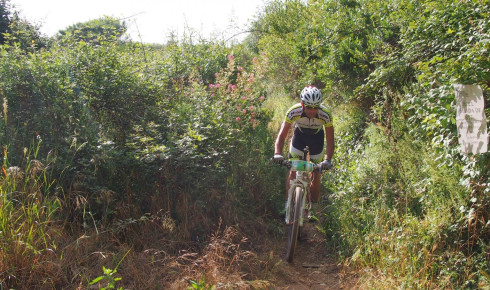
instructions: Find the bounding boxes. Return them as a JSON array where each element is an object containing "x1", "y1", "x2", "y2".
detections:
[{"x1": 308, "y1": 216, "x2": 318, "y2": 223}]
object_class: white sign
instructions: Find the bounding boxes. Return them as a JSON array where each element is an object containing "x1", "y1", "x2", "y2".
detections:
[{"x1": 454, "y1": 84, "x2": 488, "y2": 154}]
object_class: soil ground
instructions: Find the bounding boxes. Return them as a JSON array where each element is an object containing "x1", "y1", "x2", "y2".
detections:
[{"x1": 264, "y1": 222, "x2": 358, "y2": 289}]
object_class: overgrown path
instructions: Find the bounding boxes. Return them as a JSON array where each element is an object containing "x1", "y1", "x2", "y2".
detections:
[{"x1": 264, "y1": 222, "x2": 357, "y2": 289}]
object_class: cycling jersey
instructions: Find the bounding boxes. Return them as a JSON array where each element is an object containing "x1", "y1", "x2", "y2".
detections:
[
  {"x1": 285, "y1": 103, "x2": 333, "y2": 135},
  {"x1": 285, "y1": 103, "x2": 333, "y2": 163}
]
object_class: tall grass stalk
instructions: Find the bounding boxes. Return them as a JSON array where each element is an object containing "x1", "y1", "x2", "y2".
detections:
[{"x1": 0, "y1": 142, "x2": 61, "y2": 287}]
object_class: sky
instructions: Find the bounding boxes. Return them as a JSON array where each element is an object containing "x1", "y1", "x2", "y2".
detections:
[{"x1": 10, "y1": 0, "x2": 266, "y2": 44}]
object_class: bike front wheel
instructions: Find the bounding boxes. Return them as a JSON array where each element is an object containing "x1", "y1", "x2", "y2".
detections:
[{"x1": 285, "y1": 185, "x2": 303, "y2": 262}]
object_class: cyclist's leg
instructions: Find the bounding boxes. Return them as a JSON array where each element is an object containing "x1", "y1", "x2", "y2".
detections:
[
  {"x1": 307, "y1": 131, "x2": 325, "y2": 203},
  {"x1": 310, "y1": 171, "x2": 322, "y2": 202},
  {"x1": 288, "y1": 128, "x2": 306, "y2": 161},
  {"x1": 287, "y1": 128, "x2": 305, "y2": 199},
  {"x1": 309, "y1": 148, "x2": 325, "y2": 203}
]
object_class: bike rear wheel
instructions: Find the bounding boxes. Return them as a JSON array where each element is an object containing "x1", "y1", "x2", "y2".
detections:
[{"x1": 286, "y1": 185, "x2": 303, "y2": 262}]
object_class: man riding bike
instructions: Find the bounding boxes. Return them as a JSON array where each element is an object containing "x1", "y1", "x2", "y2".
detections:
[{"x1": 273, "y1": 86, "x2": 335, "y2": 216}]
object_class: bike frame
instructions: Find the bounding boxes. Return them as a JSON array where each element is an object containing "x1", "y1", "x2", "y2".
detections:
[
  {"x1": 275, "y1": 146, "x2": 322, "y2": 263},
  {"x1": 282, "y1": 155, "x2": 319, "y2": 263},
  {"x1": 285, "y1": 169, "x2": 311, "y2": 227}
]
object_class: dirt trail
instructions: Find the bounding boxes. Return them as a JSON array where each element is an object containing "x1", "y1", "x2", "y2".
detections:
[{"x1": 266, "y1": 222, "x2": 357, "y2": 289}]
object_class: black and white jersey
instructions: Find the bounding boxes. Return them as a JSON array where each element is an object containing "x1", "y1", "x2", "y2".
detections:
[{"x1": 285, "y1": 103, "x2": 333, "y2": 135}]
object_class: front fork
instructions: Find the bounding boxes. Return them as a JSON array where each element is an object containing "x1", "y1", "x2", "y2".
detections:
[{"x1": 285, "y1": 178, "x2": 311, "y2": 226}]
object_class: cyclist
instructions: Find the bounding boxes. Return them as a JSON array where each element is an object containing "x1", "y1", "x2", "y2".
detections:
[{"x1": 273, "y1": 86, "x2": 334, "y2": 212}]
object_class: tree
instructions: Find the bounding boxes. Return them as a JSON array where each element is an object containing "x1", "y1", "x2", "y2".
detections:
[
  {"x1": 7, "y1": 12, "x2": 47, "y2": 50},
  {"x1": 0, "y1": 0, "x2": 12, "y2": 44},
  {"x1": 57, "y1": 16, "x2": 128, "y2": 45}
]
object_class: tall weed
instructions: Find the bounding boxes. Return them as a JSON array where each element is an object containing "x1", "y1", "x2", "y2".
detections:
[
  {"x1": 322, "y1": 103, "x2": 488, "y2": 288},
  {"x1": 0, "y1": 143, "x2": 63, "y2": 288}
]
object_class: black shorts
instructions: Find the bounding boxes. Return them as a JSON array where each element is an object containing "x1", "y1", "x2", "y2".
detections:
[{"x1": 289, "y1": 127, "x2": 325, "y2": 163}]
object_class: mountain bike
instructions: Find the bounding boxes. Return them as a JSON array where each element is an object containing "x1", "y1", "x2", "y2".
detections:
[{"x1": 277, "y1": 147, "x2": 322, "y2": 263}]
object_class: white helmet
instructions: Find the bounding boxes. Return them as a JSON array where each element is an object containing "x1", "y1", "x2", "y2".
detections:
[{"x1": 300, "y1": 86, "x2": 322, "y2": 106}]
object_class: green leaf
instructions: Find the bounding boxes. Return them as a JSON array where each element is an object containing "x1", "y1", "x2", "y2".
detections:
[{"x1": 89, "y1": 276, "x2": 104, "y2": 285}]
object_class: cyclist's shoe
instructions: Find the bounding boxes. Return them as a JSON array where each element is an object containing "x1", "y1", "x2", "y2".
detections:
[
  {"x1": 301, "y1": 208, "x2": 315, "y2": 223},
  {"x1": 307, "y1": 210, "x2": 314, "y2": 220},
  {"x1": 308, "y1": 213, "x2": 318, "y2": 223},
  {"x1": 307, "y1": 203, "x2": 319, "y2": 223}
]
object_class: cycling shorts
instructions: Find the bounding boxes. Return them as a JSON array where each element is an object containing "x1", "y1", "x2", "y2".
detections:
[{"x1": 289, "y1": 127, "x2": 325, "y2": 163}]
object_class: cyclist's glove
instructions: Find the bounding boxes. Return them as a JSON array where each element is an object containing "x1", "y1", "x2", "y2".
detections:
[
  {"x1": 320, "y1": 159, "x2": 332, "y2": 171},
  {"x1": 273, "y1": 154, "x2": 285, "y2": 164}
]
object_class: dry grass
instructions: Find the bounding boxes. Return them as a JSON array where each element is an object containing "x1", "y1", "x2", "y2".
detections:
[
  {"x1": 0, "y1": 204, "x2": 276, "y2": 289},
  {"x1": 168, "y1": 221, "x2": 258, "y2": 289},
  {"x1": 0, "y1": 163, "x2": 283, "y2": 289}
]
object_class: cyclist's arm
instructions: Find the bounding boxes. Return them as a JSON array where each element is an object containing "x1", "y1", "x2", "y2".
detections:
[
  {"x1": 275, "y1": 121, "x2": 291, "y2": 155},
  {"x1": 325, "y1": 125, "x2": 334, "y2": 160}
]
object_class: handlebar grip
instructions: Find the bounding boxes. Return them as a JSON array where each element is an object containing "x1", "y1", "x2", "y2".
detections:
[{"x1": 270, "y1": 157, "x2": 290, "y2": 168}]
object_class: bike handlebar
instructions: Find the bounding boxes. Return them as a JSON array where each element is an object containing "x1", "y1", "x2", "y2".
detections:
[{"x1": 275, "y1": 159, "x2": 323, "y2": 172}]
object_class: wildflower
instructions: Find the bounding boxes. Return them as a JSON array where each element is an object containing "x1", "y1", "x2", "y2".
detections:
[
  {"x1": 250, "y1": 118, "x2": 256, "y2": 123},
  {"x1": 249, "y1": 106, "x2": 255, "y2": 111},
  {"x1": 6, "y1": 166, "x2": 23, "y2": 180},
  {"x1": 216, "y1": 83, "x2": 221, "y2": 88},
  {"x1": 259, "y1": 96, "x2": 265, "y2": 101},
  {"x1": 209, "y1": 84, "x2": 215, "y2": 88},
  {"x1": 235, "y1": 117, "x2": 241, "y2": 122},
  {"x1": 241, "y1": 96, "x2": 247, "y2": 100},
  {"x1": 237, "y1": 66, "x2": 243, "y2": 71},
  {"x1": 245, "y1": 87, "x2": 250, "y2": 91},
  {"x1": 211, "y1": 93, "x2": 215, "y2": 97},
  {"x1": 253, "y1": 57, "x2": 258, "y2": 63},
  {"x1": 228, "y1": 54, "x2": 234, "y2": 60},
  {"x1": 242, "y1": 109, "x2": 247, "y2": 114}
]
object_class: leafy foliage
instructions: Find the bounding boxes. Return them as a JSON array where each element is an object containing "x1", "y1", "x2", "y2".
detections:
[
  {"x1": 56, "y1": 16, "x2": 128, "y2": 44},
  {"x1": 252, "y1": 0, "x2": 488, "y2": 287},
  {"x1": 0, "y1": 0, "x2": 489, "y2": 288},
  {"x1": 0, "y1": 0, "x2": 11, "y2": 44},
  {"x1": 5, "y1": 11, "x2": 47, "y2": 50}
]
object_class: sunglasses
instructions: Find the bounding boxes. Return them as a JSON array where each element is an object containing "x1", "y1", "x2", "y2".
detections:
[{"x1": 304, "y1": 105, "x2": 319, "y2": 110}]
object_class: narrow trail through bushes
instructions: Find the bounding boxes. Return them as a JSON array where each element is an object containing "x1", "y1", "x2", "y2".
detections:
[{"x1": 261, "y1": 222, "x2": 358, "y2": 289}]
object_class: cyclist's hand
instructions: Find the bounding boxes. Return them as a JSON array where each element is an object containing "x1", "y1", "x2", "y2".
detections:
[
  {"x1": 273, "y1": 154, "x2": 285, "y2": 164},
  {"x1": 320, "y1": 159, "x2": 332, "y2": 171}
]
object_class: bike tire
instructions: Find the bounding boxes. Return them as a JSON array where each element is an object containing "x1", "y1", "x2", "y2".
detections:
[{"x1": 285, "y1": 185, "x2": 303, "y2": 262}]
